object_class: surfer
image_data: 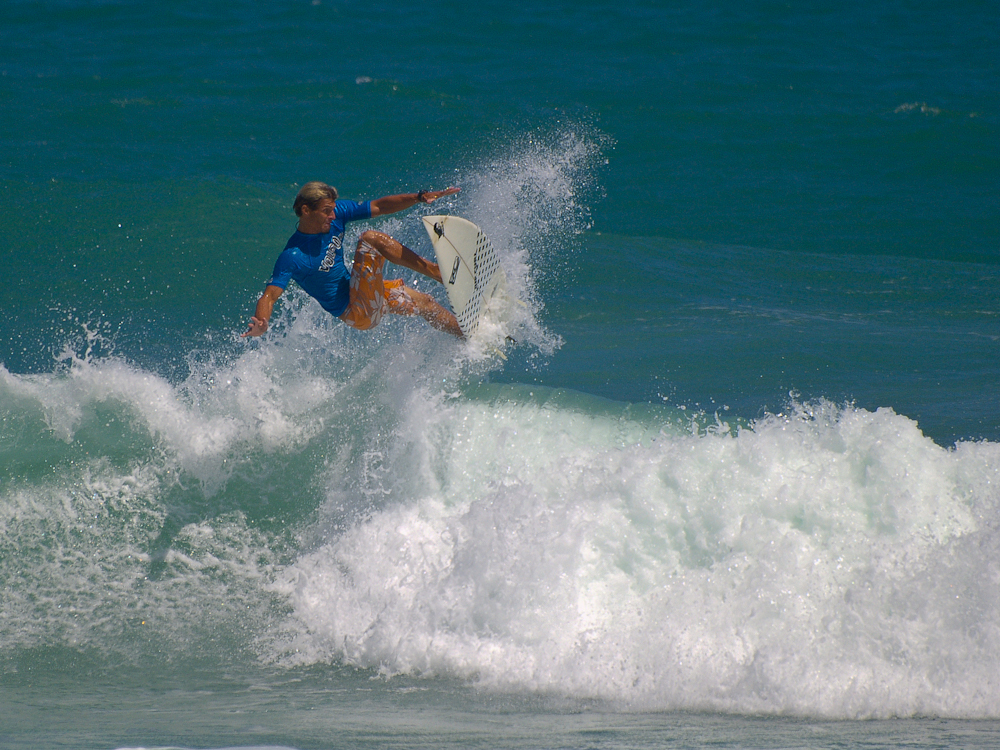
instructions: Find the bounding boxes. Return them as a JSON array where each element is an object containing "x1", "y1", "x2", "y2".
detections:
[{"x1": 242, "y1": 181, "x2": 463, "y2": 339}]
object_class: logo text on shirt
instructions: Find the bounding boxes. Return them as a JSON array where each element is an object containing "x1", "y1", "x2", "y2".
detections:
[{"x1": 318, "y1": 234, "x2": 343, "y2": 272}]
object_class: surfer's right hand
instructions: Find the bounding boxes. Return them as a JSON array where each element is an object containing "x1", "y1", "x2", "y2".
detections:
[{"x1": 242, "y1": 317, "x2": 268, "y2": 338}]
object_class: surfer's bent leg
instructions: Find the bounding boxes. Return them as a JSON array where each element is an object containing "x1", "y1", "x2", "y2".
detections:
[
  {"x1": 339, "y1": 240, "x2": 461, "y2": 336},
  {"x1": 360, "y1": 230, "x2": 443, "y2": 284}
]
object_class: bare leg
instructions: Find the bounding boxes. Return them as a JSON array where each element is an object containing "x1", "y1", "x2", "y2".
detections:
[
  {"x1": 341, "y1": 240, "x2": 460, "y2": 336},
  {"x1": 360, "y1": 230, "x2": 443, "y2": 283},
  {"x1": 389, "y1": 284, "x2": 463, "y2": 338}
]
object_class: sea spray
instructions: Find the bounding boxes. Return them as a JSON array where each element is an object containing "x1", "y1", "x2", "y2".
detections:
[{"x1": 367, "y1": 125, "x2": 609, "y2": 357}]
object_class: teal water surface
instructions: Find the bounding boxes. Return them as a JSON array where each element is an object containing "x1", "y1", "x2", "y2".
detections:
[{"x1": 2, "y1": 1, "x2": 999, "y2": 749}]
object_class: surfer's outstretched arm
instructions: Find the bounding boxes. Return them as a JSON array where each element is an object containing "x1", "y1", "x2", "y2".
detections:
[
  {"x1": 242, "y1": 284, "x2": 283, "y2": 337},
  {"x1": 369, "y1": 187, "x2": 459, "y2": 217}
]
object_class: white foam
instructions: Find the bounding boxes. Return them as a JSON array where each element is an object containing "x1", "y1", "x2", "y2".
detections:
[
  {"x1": 0, "y1": 447, "x2": 283, "y2": 659},
  {"x1": 6, "y1": 329, "x2": 1000, "y2": 717},
  {"x1": 271, "y1": 395, "x2": 1000, "y2": 718},
  {"x1": 1, "y1": 319, "x2": 338, "y2": 490}
]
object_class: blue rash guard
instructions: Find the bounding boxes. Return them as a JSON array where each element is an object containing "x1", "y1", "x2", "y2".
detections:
[{"x1": 267, "y1": 199, "x2": 373, "y2": 317}]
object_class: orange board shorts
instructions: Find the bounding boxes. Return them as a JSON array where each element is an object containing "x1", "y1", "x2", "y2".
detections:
[{"x1": 338, "y1": 242, "x2": 414, "y2": 330}]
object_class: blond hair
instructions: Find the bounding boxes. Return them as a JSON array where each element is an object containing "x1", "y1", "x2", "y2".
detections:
[{"x1": 293, "y1": 181, "x2": 338, "y2": 216}]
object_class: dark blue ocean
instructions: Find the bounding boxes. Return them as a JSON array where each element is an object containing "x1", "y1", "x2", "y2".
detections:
[{"x1": 2, "y1": 1, "x2": 999, "y2": 748}]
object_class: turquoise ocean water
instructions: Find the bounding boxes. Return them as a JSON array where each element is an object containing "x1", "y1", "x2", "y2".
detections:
[{"x1": 2, "y1": 1, "x2": 999, "y2": 748}]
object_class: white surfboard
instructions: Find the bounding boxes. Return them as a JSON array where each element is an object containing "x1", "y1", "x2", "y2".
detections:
[{"x1": 421, "y1": 214, "x2": 507, "y2": 337}]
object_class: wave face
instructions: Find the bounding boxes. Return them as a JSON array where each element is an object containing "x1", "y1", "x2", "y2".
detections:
[{"x1": 8, "y1": 337, "x2": 999, "y2": 721}]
